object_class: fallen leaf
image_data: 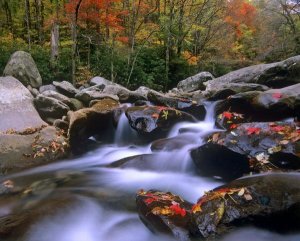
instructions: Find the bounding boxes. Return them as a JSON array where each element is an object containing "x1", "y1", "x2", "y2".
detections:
[
  {"x1": 268, "y1": 146, "x2": 282, "y2": 154},
  {"x1": 246, "y1": 127, "x2": 261, "y2": 135},
  {"x1": 223, "y1": 112, "x2": 233, "y2": 120},
  {"x1": 272, "y1": 93, "x2": 282, "y2": 99},
  {"x1": 256, "y1": 152, "x2": 270, "y2": 163},
  {"x1": 238, "y1": 188, "x2": 245, "y2": 196},
  {"x1": 151, "y1": 206, "x2": 172, "y2": 216},
  {"x1": 230, "y1": 124, "x2": 238, "y2": 129},
  {"x1": 169, "y1": 204, "x2": 186, "y2": 217},
  {"x1": 279, "y1": 140, "x2": 289, "y2": 145},
  {"x1": 244, "y1": 193, "x2": 253, "y2": 201},
  {"x1": 271, "y1": 125, "x2": 285, "y2": 132}
]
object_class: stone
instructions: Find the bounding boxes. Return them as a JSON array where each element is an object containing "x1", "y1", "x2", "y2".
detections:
[
  {"x1": 3, "y1": 51, "x2": 42, "y2": 88},
  {"x1": 0, "y1": 76, "x2": 47, "y2": 132},
  {"x1": 27, "y1": 85, "x2": 39, "y2": 97},
  {"x1": 34, "y1": 94, "x2": 70, "y2": 121},
  {"x1": 75, "y1": 90, "x2": 119, "y2": 105},
  {"x1": 204, "y1": 55, "x2": 300, "y2": 92},
  {"x1": 0, "y1": 126, "x2": 68, "y2": 174},
  {"x1": 53, "y1": 81, "x2": 78, "y2": 97},
  {"x1": 67, "y1": 98, "x2": 120, "y2": 149},
  {"x1": 90, "y1": 76, "x2": 115, "y2": 86},
  {"x1": 39, "y1": 84, "x2": 57, "y2": 93},
  {"x1": 103, "y1": 85, "x2": 146, "y2": 103},
  {"x1": 69, "y1": 98, "x2": 84, "y2": 111},
  {"x1": 177, "y1": 72, "x2": 214, "y2": 92}
]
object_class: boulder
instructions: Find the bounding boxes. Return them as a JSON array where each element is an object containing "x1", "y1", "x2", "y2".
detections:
[
  {"x1": 90, "y1": 76, "x2": 115, "y2": 86},
  {"x1": 216, "y1": 83, "x2": 300, "y2": 121},
  {"x1": 69, "y1": 98, "x2": 84, "y2": 111},
  {"x1": 3, "y1": 51, "x2": 42, "y2": 88},
  {"x1": 103, "y1": 85, "x2": 146, "y2": 103},
  {"x1": 27, "y1": 85, "x2": 39, "y2": 97},
  {"x1": 0, "y1": 126, "x2": 68, "y2": 174},
  {"x1": 147, "y1": 90, "x2": 206, "y2": 120},
  {"x1": 134, "y1": 86, "x2": 152, "y2": 99},
  {"x1": 34, "y1": 94, "x2": 70, "y2": 122},
  {"x1": 53, "y1": 81, "x2": 78, "y2": 98},
  {"x1": 206, "y1": 83, "x2": 269, "y2": 100},
  {"x1": 137, "y1": 173, "x2": 300, "y2": 240},
  {"x1": 0, "y1": 76, "x2": 47, "y2": 132},
  {"x1": 204, "y1": 55, "x2": 300, "y2": 92},
  {"x1": 191, "y1": 121, "x2": 300, "y2": 180},
  {"x1": 67, "y1": 98, "x2": 120, "y2": 149},
  {"x1": 39, "y1": 84, "x2": 57, "y2": 93},
  {"x1": 125, "y1": 106, "x2": 196, "y2": 138},
  {"x1": 75, "y1": 89, "x2": 119, "y2": 105},
  {"x1": 177, "y1": 72, "x2": 214, "y2": 92}
]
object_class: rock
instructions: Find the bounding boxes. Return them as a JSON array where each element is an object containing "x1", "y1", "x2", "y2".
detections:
[
  {"x1": 27, "y1": 85, "x2": 39, "y2": 97},
  {"x1": 177, "y1": 72, "x2": 214, "y2": 92},
  {"x1": 39, "y1": 84, "x2": 57, "y2": 93},
  {"x1": 3, "y1": 51, "x2": 42, "y2": 88},
  {"x1": 136, "y1": 190, "x2": 197, "y2": 241},
  {"x1": 215, "y1": 111, "x2": 246, "y2": 130},
  {"x1": 41, "y1": 90, "x2": 74, "y2": 108},
  {"x1": 75, "y1": 89, "x2": 119, "y2": 105},
  {"x1": 34, "y1": 94, "x2": 70, "y2": 121},
  {"x1": 191, "y1": 121, "x2": 300, "y2": 179},
  {"x1": 125, "y1": 106, "x2": 196, "y2": 138},
  {"x1": 137, "y1": 173, "x2": 300, "y2": 240},
  {"x1": 0, "y1": 126, "x2": 68, "y2": 174},
  {"x1": 53, "y1": 81, "x2": 78, "y2": 97},
  {"x1": 216, "y1": 83, "x2": 300, "y2": 121},
  {"x1": 0, "y1": 76, "x2": 47, "y2": 132},
  {"x1": 204, "y1": 55, "x2": 300, "y2": 92},
  {"x1": 53, "y1": 119, "x2": 69, "y2": 132},
  {"x1": 206, "y1": 83, "x2": 269, "y2": 100},
  {"x1": 67, "y1": 98, "x2": 120, "y2": 149},
  {"x1": 134, "y1": 86, "x2": 152, "y2": 99},
  {"x1": 147, "y1": 90, "x2": 206, "y2": 120},
  {"x1": 103, "y1": 85, "x2": 146, "y2": 103},
  {"x1": 90, "y1": 76, "x2": 115, "y2": 86},
  {"x1": 69, "y1": 98, "x2": 84, "y2": 111}
]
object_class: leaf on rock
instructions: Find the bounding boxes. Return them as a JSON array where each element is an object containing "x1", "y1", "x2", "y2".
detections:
[
  {"x1": 151, "y1": 206, "x2": 173, "y2": 216},
  {"x1": 230, "y1": 124, "x2": 238, "y2": 129},
  {"x1": 272, "y1": 93, "x2": 282, "y2": 99},
  {"x1": 256, "y1": 152, "x2": 270, "y2": 164},
  {"x1": 223, "y1": 112, "x2": 233, "y2": 120},
  {"x1": 151, "y1": 113, "x2": 159, "y2": 119},
  {"x1": 268, "y1": 146, "x2": 282, "y2": 154},
  {"x1": 246, "y1": 127, "x2": 261, "y2": 135},
  {"x1": 270, "y1": 125, "x2": 285, "y2": 132},
  {"x1": 169, "y1": 203, "x2": 186, "y2": 217}
]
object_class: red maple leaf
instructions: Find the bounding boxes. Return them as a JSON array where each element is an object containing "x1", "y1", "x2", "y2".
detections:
[
  {"x1": 272, "y1": 93, "x2": 282, "y2": 99},
  {"x1": 270, "y1": 125, "x2": 285, "y2": 132},
  {"x1": 246, "y1": 127, "x2": 261, "y2": 135},
  {"x1": 169, "y1": 204, "x2": 186, "y2": 217},
  {"x1": 230, "y1": 124, "x2": 238, "y2": 129},
  {"x1": 223, "y1": 112, "x2": 233, "y2": 120},
  {"x1": 144, "y1": 197, "x2": 157, "y2": 205}
]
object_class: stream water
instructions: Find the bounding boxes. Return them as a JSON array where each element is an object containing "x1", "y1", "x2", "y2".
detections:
[{"x1": 1, "y1": 103, "x2": 299, "y2": 241}]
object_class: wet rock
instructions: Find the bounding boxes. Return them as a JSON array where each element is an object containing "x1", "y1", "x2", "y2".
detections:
[
  {"x1": 53, "y1": 119, "x2": 69, "y2": 132},
  {"x1": 27, "y1": 85, "x2": 39, "y2": 97},
  {"x1": 206, "y1": 83, "x2": 269, "y2": 100},
  {"x1": 147, "y1": 90, "x2": 206, "y2": 120},
  {"x1": 136, "y1": 190, "x2": 198, "y2": 241},
  {"x1": 204, "y1": 55, "x2": 300, "y2": 91},
  {"x1": 125, "y1": 106, "x2": 196, "y2": 138},
  {"x1": 67, "y1": 98, "x2": 120, "y2": 150},
  {"x1": 34, "y1": 94, "x2": 70, "y2": 122},
  {"x1": 69, "y1": 98, "x2": 84, "y2": 111},
  {"x1": 177, "y1": 72, "x2": 214, "y2": 92},
  {"x1": 0, "y1": 76, "x2": 47, "y2": 132},
  {"x1": 0, "y1": 126, "x2": 69, "y2": 174},
  {"x1": 137, "y1": 173, "x2": 300, "y2": 240},
  {"x1": 3, "y1": 51, "x2": 42, "y2": 88},
  {"x1": 53, "y1": 81, "x2": 78, "y2": 98},
  {"x1": 192, "y1": 121, "x2": 300, "y2": 178},
  {"x1": 215, "y1": 111, "x2": 246, "y2": 130},
  {"x1": 216, "y1": 83, "x2": 300, "y2": 121}
]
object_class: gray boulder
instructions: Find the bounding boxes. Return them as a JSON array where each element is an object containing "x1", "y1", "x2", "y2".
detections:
[
  {"x1": 75, "y1": 89, "x2": 119, "y2": 105},
  {"x1": 0, "y1": 76, "x2": 46, "y2": 132},
  {"x1": 39, "y1": 84, "x2": 57, "y2": 93},
  {"x1": 53, "y1": 81, "x2": 78, "y2": 97},
  {"x1": 103, "y1": 85, "x2": 146, "y2": 103},
  {"x1": 205, "y1": 55, "x2": 300, "y2": 92},
  {"x1": 3, "y1": 51, "x2": 42, "y2": 88},
  {"x1": 90, "y1": 76, "x2": 115, "y2": 87},
  {"x1": 177, "y1": 72, "x2": 214, "y2": 92},
  {"x1": 34, "y1": 94, "x2": 70, "y2": 122}
]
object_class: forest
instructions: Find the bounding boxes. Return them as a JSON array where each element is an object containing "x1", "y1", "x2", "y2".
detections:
[{"x1": 0, "y1": 0, "x2": 299, "y2": 90}]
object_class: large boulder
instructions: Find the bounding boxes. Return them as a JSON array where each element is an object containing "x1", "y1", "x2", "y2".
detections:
[
  {"x1": 3, "y1": 51, "x2": 42, "y2": 88},
  {"x1": 177, "y1": 72, "x2": 214, "y2": 92},
  {"x1": 90, "y1": 76, "x2": 115, "y2": 86},
  {"x1": 125, "y1": 106, "x2": 196, "y2": 138},
  {"x1": 0, "y1": 76, "x2": 46, "y2": 132},
  {"x1": 204, "y1": 55, "x2": 300, "y2": 93},
  {"x1": 67, "y1": 98, "x2": 120, "y2": 149},
  {"x1": 0, "y1": 126, "x2": 68, "y2": 174},
  {"x1": 103, "y1": 85, "x2": 146, "y2": 103},
  {"x1": 137, "y1": 173, "x2": 300, "y2": 240},
  {"x1": 75, "y1": 89, "x2": 119, "y2": 105},
  {"x1": 191, "y1": 121, "x2": 300, "y2": 180},
  {"x1": 216, "y1": 83, "x2": 300, "y2": 121}
]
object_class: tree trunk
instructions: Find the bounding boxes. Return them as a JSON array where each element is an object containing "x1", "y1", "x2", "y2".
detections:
[
  {"x1": 24, "y1": 0, "x2": 31, "y2": 50},
  {"x1": 50, "y1": 22, "x2": 59, "y2": 63}
]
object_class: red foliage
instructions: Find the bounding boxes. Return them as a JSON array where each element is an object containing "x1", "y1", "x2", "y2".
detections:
[
  {"x1": 272, "y1": 93, "x2": 282, "y2": 99},
  {"x1": 223, "y1": 111, "x2": 233, "y2": 120},
  {"x1": 169, "y1": 204, "x2": 186, "y2": 217},
  {"x1": 270, "y1": 125, "x2": 285, "y2": 132},
  {"x1": 246, "y1": 127, "x2": 261, "y2": 135}
]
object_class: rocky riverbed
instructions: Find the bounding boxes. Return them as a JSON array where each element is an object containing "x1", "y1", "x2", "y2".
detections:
[{"x1": 0, "y1": 51, "x2": 299, "y2": 241}]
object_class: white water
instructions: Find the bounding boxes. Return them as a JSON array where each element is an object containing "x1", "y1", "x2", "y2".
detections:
[{"x1": 1, "y1": 102, "x2": 299, "y2": 241}]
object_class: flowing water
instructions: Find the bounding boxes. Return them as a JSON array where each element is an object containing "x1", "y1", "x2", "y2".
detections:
[{"x1": 1, "y1": 103, "x2": 299, "y2": 241}]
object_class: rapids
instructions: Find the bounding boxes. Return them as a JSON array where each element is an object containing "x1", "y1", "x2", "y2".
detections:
[{"x1": 0, "y1": 102, "x2": 299, "y2": 241}]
